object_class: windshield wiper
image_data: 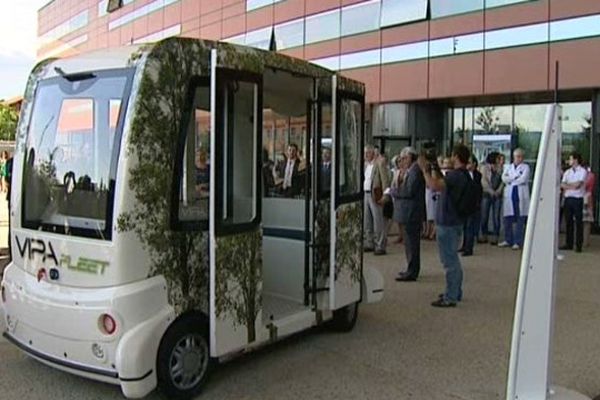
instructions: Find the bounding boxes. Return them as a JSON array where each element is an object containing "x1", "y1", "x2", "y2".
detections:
[{"x1": 55, "y1": 67, "x2": 96, "y2": 82}]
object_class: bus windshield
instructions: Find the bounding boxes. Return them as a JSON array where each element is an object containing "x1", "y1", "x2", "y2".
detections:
[{"x1": 22, "y1": 68, "x2": 133, "y2": 239}]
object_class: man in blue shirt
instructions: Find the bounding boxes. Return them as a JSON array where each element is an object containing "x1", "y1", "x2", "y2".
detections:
[{"x1": 418, "y1": 144, "x2": 470, "y2": 307}]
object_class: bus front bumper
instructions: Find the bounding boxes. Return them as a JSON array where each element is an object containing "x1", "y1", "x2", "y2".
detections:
[{"x1": 1, "y1": 263, "x2": 174, "y2": 398}]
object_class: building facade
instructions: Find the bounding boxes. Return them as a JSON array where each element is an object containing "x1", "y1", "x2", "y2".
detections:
[{"x1": 37, "y1": 0, "x2": 600, "y2": 222}]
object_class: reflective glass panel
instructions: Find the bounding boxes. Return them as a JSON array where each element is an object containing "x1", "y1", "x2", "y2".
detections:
[
  {"x1": 245, "y1": 26, "x2": 273, "y2": 50},
  {"x1": 431, "y1": 0, "x2": 483, "y2": 18},
  {"x1": 275, "y1": 19, "x2": 304, "y2": 50},
  {"x1": 550, "y1": 14, "x2": 600, "y2": 42},
  {"x1": 562, "y1": 102, "x2": 592, "y2": 163},
  {"x1": 485, "y1": 22, "x2": 548, "y2": 50},
  {"x1": 305, "y1": 9, "x2": 340, "y2": 44},
  {"x1": 381, "y1": 0, "x2": 428, "y2": 28},
  {"x1": 486, "y1": 0, "x2": 530, "y2": 8},
  {"x1": 381, "y1": 41, "x2": 428, "y2": 64},
  {"x1": 514, "y1": 104, "x2": 546, "y2": 165},
  {"x1": 341, "y1": 0, "x2": 380, "y2": 37}
]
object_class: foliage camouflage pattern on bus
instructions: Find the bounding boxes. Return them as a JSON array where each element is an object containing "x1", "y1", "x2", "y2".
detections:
[{"x1": 116, "y1": 38, "x2": 364, "y2": 339}]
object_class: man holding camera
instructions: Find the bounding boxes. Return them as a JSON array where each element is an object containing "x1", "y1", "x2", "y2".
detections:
[{"x1": 418, "y1": 144, "x2": 471, "y2": 307}]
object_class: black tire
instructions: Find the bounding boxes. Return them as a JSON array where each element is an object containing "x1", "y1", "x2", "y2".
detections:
[
  {"x1": 157, "y1": 314, "x2": 213, "y2": 399},
  {"x1": 330, "y1": 302, "x2": 359, "y2": 332}
]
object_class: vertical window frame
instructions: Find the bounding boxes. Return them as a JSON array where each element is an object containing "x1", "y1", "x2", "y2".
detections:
[{"x1": 214, "y1": 68, "x2": 263, "y2": 236}]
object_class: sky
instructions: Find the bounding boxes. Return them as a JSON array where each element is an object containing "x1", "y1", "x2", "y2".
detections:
[{"x1": 0, "y1": 0, "x2": 47, "y2": 100}]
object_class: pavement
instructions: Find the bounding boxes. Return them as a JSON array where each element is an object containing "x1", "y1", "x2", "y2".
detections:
[{"x1": 1, "y1": 214, "x2": 600, "y2": 399}]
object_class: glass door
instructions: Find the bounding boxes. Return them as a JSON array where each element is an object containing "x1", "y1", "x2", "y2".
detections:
[{"x1": 209, "y1": 52, "x2": 263, "y2": 357}]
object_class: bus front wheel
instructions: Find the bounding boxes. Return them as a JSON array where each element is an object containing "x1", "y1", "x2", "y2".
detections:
[
  {"x1": 330, "y1": 302, "x2": 359, "y2": 332},
  {"x1": 157, "y1": 314, "x2": 213, "y2": 399}
]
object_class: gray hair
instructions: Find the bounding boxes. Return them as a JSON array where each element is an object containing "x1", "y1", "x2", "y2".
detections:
[
  {"x1": 400, "y1": 146, "x2": 418, "y2": 161},
  {"x1": 364, "y1": 144, "x2": 375, "y2": 151},
  {"x1": 513, "y1": 148, "x2": 525, "y2": 157}
]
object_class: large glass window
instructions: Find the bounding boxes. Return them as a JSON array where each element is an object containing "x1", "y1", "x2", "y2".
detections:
[
  {"x1": 562, "y1": 102, "x2": 592, "y2": 164},
  {"x1": 177, "y1": 82, "x2": 211, "y2": 227},
  {"x1": 245, "y1": 26, "x2": 273, "y2": 50},
  {"x1": 341, "y1": 0, "x2": 380, "y2": 37},
  {"x1": 486, "y1": 0, "x2": 530, "y2": 9},
  {"x1": 305, "y1": 9, "x2": 340, "y2": 45},
  {"x1": 381, "y1": 0, "x2": 428, "y2": 28},
  {"x1": 337, "y1": 97, "x2": 363, "y2": 201},
  {"x1": 23, "y1": 69, "x2": 132, "y2": 239},
  {"x1": 431, "y1": 0, "x2": 483, "y2": 19},
  {"x1": 275, "y1": 19, "x2": 304, "y2": 50}
]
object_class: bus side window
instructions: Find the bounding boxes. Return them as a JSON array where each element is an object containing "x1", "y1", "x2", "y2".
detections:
[{"x1": 177, "y1": 82, "x2": 210, "y2": 228}]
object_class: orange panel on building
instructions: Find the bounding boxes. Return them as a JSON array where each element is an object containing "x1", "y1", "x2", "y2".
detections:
[
  {"x1": 304, "y1": 40, "x2": 340, "y2": 60},
  {"x1": 550, "y1": 37, "x2": 600, "y2": 90},
  {"x1": 485, "y1": 0, "x2": 549, "y2": 31},
  {"x1": 380, "y1": 60, "x2": 429, "y2": 102},
  {"x1": 306, "y1": 0, "x2": 340, "y2": 16},
  {"x1": 430, "y1": 12, "x2": 484, "y2": 40},
  {"x1": 274, "y1": 0, "x2": 304, "y2": 24},
  {"x1": 341, "y1": 66, "x2": 381, "y2": 104},
  {"x1": 341, "y1": 31, "x2": 381, "y2": 54},
  {"x1": 245, "y1": 5, "x2": 273, "y2": 31},
  {"x1": 381, "y1": 21, "x2": 429, "y2": 48},
  {"x1": 429, "y1": 53, "x2": 484, "y2": 98},
  {"x1": 484, "y1": 44, "x2": 549, "y2": 95}
]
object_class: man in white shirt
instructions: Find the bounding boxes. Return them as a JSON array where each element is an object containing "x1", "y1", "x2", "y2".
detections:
[{"x1": 560, "y1": 152, "x2": 587, "y2": 252}]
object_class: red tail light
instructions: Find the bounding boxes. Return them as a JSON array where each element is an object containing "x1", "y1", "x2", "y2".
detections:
[{"x1": 100, "y1": 314, "x2": 117, "y2": 335}]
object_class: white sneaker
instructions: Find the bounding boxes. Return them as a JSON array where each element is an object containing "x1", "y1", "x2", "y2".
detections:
[
  {"x1": 512, "y1": 244, "x2": 520, "y2": 250},
  {"x1": 498, "y1": 241, "x2": 510, "y2": 248}
]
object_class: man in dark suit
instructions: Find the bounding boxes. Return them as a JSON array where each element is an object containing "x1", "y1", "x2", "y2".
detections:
[
  {"x1": 282, "y1": 143, "x2": 304, "y2": 197},
  {"x1": 320, "y1": 147, "x2": 332, "y2": 196},
  {"x1": 388, "y1": 147, "x2": 425, "y2": 281}
]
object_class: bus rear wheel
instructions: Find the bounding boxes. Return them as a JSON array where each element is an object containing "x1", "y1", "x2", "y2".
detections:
[
  {"x1": 330, "y1": 302, "x2": 359, "y2": 332},
  {"x1": 157, "y1": 315, "x2": 212, "y2": 399}
]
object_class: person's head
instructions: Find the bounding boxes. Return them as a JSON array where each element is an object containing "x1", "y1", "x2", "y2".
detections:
[
  {"x1": 442, "y1": 157, "x2": 453, "y2": 170},
  {"x1": 568, "y1": 152, "x2": 582, "y2": 167},
  {"x1": 496, "y1": 153, "x2": 505, "y2": 167},
  {"x1": 1, "y1": 151, "x2": 8, "y2": 160},
  {"x1": 374, "y1": 145, "x2": 380, "y2": 158},
  {"x1": 451, "y1": 144, "x2": 470, "y2": 168},
  {"x1": 364, "y1": 145, "x2": 375, "y2": 162},
  {"x1": 196, "y1": 149, "x2": 208, "y2": 166},
  {"x1": 399, "y1": 146, "x2": 418, "y2": 169},
  {"x1": 467, "y1": 155, "x2": 479, "y2": 172},
  {"x1": 513, "y1": 148, "x2": 525, "y2": 165},
  {"x1": 287, "y1": 143, "x2": 299, "y2": 160},
  {"x1": 322, "y1": 147, "x2": 331, "y2": 163},
  {"x1": 485, "y1": 152, "x2": 498, "y2": 166}
]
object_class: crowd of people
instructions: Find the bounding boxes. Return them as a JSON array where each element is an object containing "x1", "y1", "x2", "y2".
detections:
[{"x1": 364, "y1": 144, "x2": 596, "y2": 309}]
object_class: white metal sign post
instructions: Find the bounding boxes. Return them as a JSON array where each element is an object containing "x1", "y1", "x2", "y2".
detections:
[{"x1": 505, "y1": 105, "x2": 591, "y2": 400}]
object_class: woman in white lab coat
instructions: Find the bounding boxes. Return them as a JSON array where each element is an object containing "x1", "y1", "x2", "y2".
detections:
[{"x1": 498, "y1": 148, "x2": 531, "y2": 250}]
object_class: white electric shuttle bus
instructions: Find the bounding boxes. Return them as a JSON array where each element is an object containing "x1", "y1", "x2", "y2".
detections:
[{"x1": 0, "y1": 38, "x2": 384, "y2": 398}]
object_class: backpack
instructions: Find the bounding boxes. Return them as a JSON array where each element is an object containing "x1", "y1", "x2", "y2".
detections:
[{"x1": 453, "y1": 170, "x2": 479, "y2": 218}]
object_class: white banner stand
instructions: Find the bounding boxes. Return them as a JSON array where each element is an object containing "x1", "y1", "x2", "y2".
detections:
[{"x1": 505, "y1": 105, "x2": 591, "y2": 400}]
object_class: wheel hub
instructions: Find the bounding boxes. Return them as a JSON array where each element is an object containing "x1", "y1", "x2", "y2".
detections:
[{"x1": 169, "y1": 333, "x2": 208, "y2": 391}]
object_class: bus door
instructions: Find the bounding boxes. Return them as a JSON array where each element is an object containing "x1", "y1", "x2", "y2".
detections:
[
  {"x1": 310, "y1": 93, "x2": 333, "y2": 308},
  {"x1": 328, "y1": 75, "x2": 364, "y2": 310},
  {"x1": 209, "y1": 50, "x2": 264, "y2": 357}
]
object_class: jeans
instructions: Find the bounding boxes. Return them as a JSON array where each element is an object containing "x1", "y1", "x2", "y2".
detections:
[
  {"x1": 504, "y1": 216, "x2": 527, "y2": 247},
  {"x1": 481, "y1": 195, "x2": 502, "y2": 237},
  {"x1": 463, "y1": 211, "x2": 481, "y2": 253},
  {"x1": 436, "y1": 225, "x2": 463, "y2": 303},
  {"x1": 564, "y1": 197, "x2": 583, "y2": 250}
]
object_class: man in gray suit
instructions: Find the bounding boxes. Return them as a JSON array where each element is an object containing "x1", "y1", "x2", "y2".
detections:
[{"x1": 388, "y1": 147, "x2": 425, "y2": 281}]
